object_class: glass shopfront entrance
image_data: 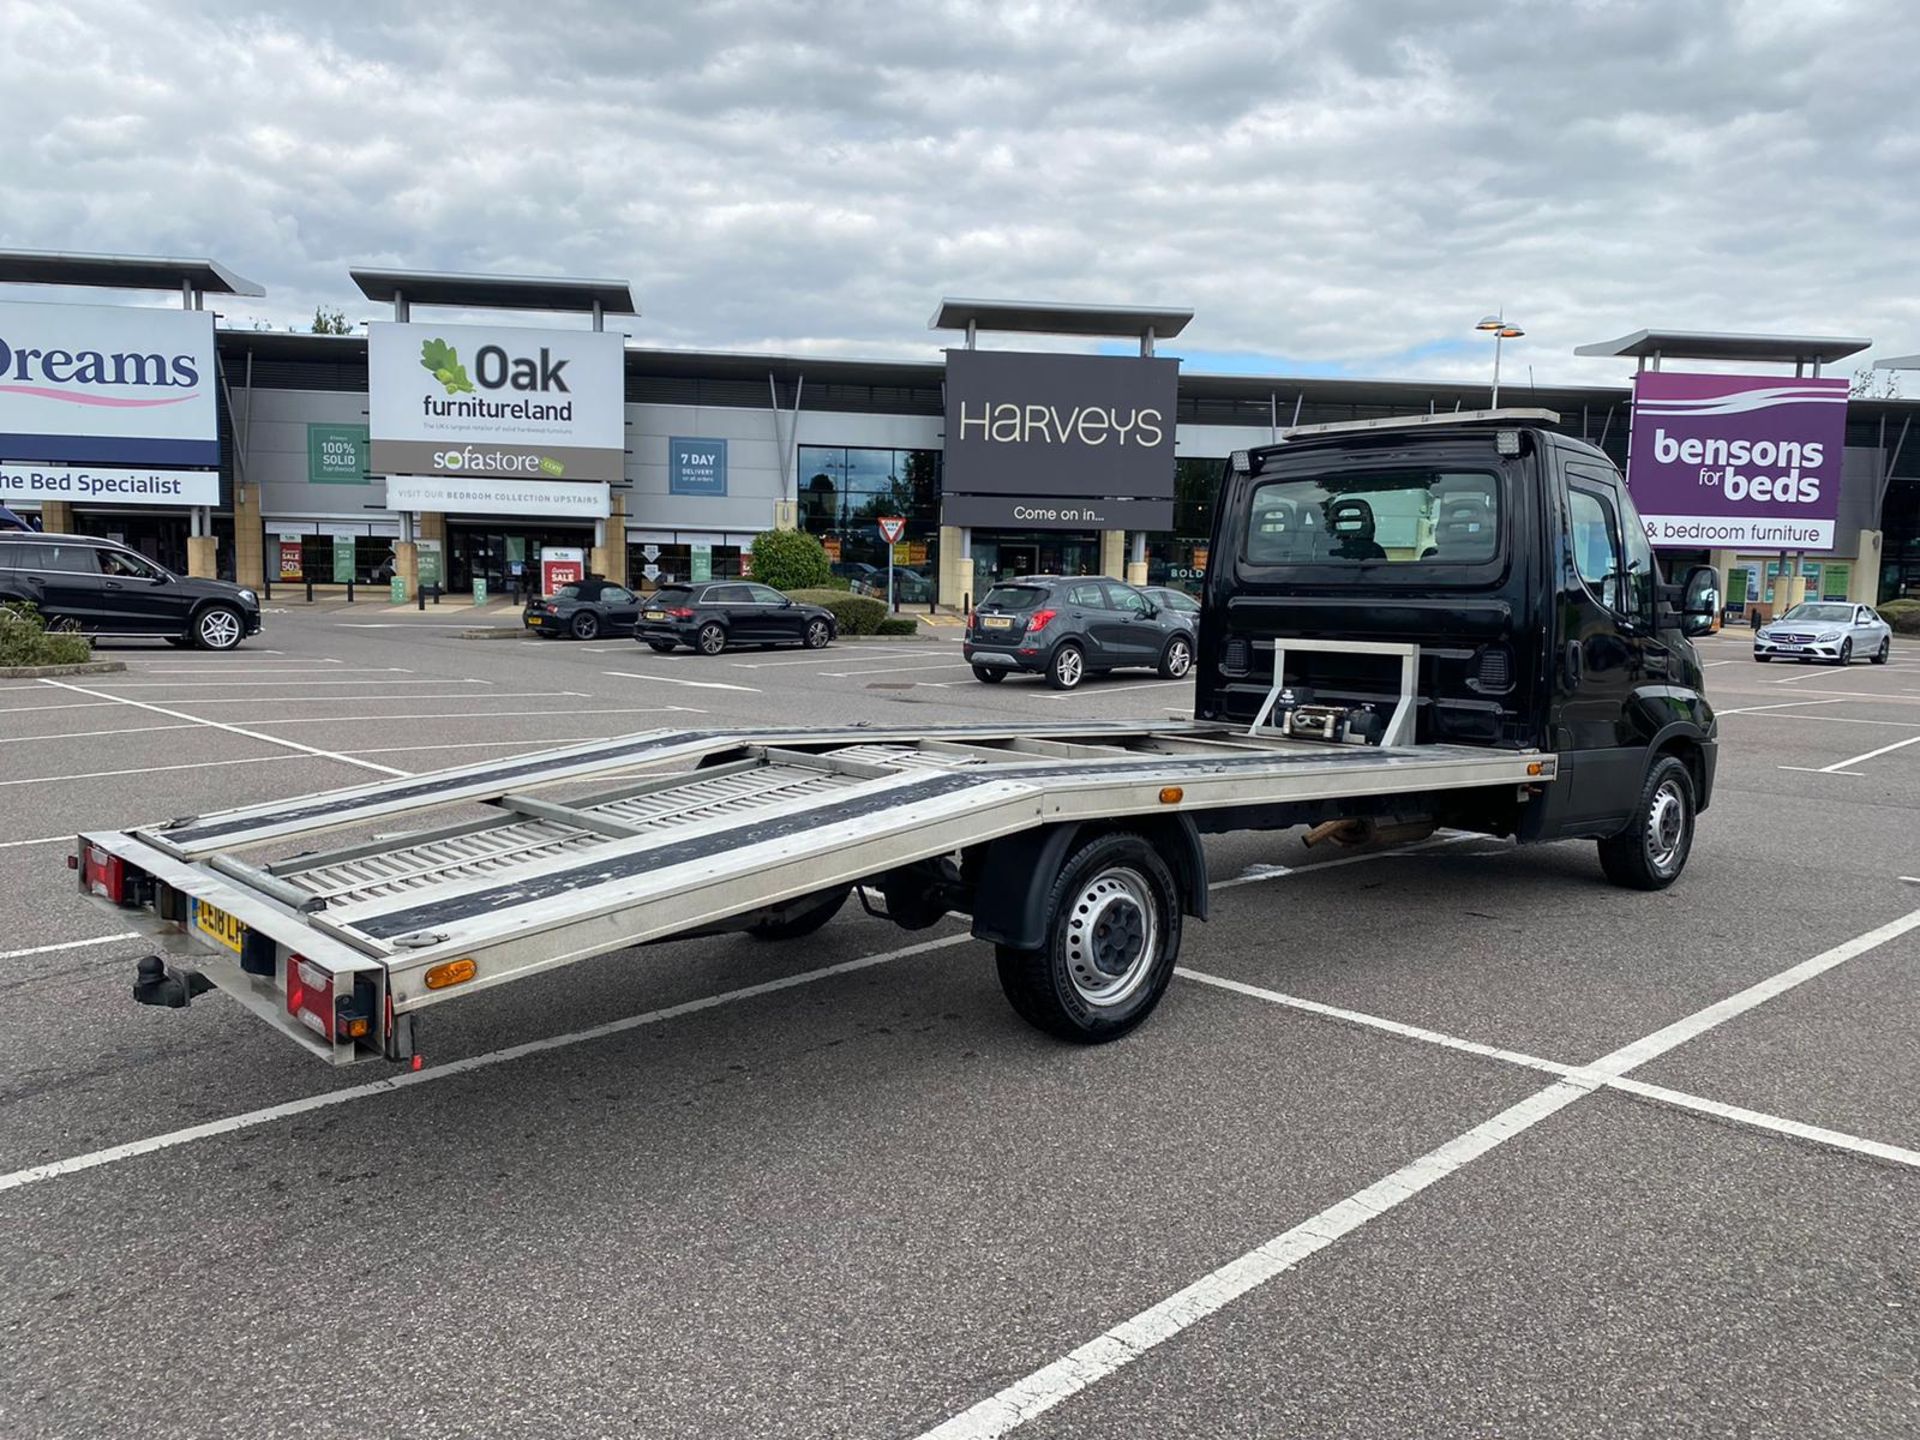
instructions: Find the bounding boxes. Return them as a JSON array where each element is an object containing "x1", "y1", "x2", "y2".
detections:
[
  {"x1": 446, "y1": 521, "x2": 595, "y2": 597},
  {"x1": 969, "y1": 529, "x2": 1102, "y2": 597}
]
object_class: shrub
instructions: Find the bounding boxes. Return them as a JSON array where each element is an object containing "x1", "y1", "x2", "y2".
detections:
[
  {"x1": 0, "y1": 601, "x2": 92, "y2": 668},
  {"x1": 747, "y1": 529, "x2": 832, "y2": 591},
  {"x1": 784, "y1": 588, "x2": 886, "y2": 635},
  {"x1": 1881, "y1": 598, "x2": 1920, "y2": 636},
  {"x1": 874, "y1": 617, "x2": 919, "y2": 636}
]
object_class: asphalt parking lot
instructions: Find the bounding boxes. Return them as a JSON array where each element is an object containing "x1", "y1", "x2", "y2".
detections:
[{"x1": 2, "y1": 607, "x2": 1917, "y2": 1439}]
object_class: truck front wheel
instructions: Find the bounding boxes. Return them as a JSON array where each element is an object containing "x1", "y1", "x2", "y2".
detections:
[
  {"x1": 995, "y1": 831, "x2": 1182, "y2": 1043},
  {"x1": 1596, "y1": 755, "x2": 1695, "y2": 891}
]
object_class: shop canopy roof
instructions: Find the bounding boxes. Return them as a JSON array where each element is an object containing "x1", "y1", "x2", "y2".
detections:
[
  {"x1": 349, "y1": 267, "x2": 637, "y2": 316},
  {"x1": 0, "y1": 248, "x2": 264, "y2": 297},
  {"x1": 1575, "y1": 329, "x2": 1870, "y2": 366},
  {"x1": 1876, "y1": 353, "x2": 1920, "y2": 370},
  {"x1": 930, "y1": 297, "x2": 1193, "y2": 339}
]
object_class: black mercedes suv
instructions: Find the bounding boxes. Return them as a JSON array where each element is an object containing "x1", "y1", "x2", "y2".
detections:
[{"x1": 0, "y1": 533, "x2": 263, "y2": 650}]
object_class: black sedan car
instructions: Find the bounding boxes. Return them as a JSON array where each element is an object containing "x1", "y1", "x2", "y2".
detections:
[
  {"x1": 635, "y1": 581, "x2": 836, "y2": 655},
  {"x1": 522, "y1": 579, "x2": 644, "y2": 640}
]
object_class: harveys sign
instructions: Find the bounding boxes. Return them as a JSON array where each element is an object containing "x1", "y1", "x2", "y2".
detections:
[
  {"x1": 0, "y1": 300, "x2": 218, "y2": 467},
  {"x1": 941, "y1": 348, "x2": 1177, "y2": 531}
]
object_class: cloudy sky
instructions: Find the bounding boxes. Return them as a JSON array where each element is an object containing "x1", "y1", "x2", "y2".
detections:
[{"x1": 2, "y1": 0, "x2": 1916, "y2": 387}]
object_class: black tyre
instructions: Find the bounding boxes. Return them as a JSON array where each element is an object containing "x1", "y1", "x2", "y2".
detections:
[
  {"x1": 570, "y1": 611, "x2": 600, "y2": 641},
  {"x1": 191, "y1": 604, "x2": 245, "y2": 651},
  {"x1": 1046, "y1": 642, "x2": 1085, "y2": 690},
  {"x1": 747, "y1": 886, "x2": 852, "y2": 940},
  {"x1": 1157, "y1": 633, "x2": 1194, "y2": 680},
  {"x1": 648, "y1": 640, "x2": 677, "y2": 654},
  {"x1": 1753, "y1": 653, "x2": 1771, "y2": 662},
  {"x1": 1835, "y1": 638, "x2": 1852, "y2": 666},
  {"x1": 973, "y1": 665, "x2": 1005, "y2": 684},
  {"x1": 803, "y1": 617, "x2": 832, "y2": 649},
  {"x1": 994, "y1": 831, "x2": 1182, "y2": 1044},
  {"x1": 696, "y1": 622, "x2": 727, "y2": 656},
  {"x1": 1871, "y1": 638, "x2": 1890, "y2": 665},
  {"x1": 1596, "y1": 755, "x2": 1696, "y2": 891}
]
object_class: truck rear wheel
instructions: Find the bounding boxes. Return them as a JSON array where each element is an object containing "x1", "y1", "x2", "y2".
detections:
[
  {"x1": 1597, "y1": 755, "x2": 1695, "y2": 891},
  {"x1": 995, "y1": 831, "x2": 1181, "y2": 1043}
]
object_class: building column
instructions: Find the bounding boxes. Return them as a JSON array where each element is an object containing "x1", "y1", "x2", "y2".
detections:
[
  {"x1": 938, "y1": 525, "x2": 972, "y2": 610},
  {"x1": 593, "y1": 493, "x2": 628, "y2": 585},
  {"x1": 391, "y1": 541, "x2": 418, "y2": 601},
  {"x1": 1125, "y1": 531, "x2": 1148, "y2": 587},
  {"x1": 1851, "y1": 530, "x2": 1883, "y2": 603},
  {"x1": 1099, "y1": 529, "x2": 1125, "y2": 579},
  {"x1": 39, "y1": 501, "x2": 74, "y2": 534},
  {"x1": 234, "y1": 482, "x2": 265, "y2": 590},
  {"x1": 187, "y1": 535, "x2": 218, "y2": 578}
]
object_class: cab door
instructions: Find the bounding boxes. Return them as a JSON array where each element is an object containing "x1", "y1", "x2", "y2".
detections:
[{"x1": 1553, "y1": 464, "x2": 1654, "y2": 829}]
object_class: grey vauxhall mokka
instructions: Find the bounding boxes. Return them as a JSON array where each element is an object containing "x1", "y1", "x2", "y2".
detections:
[{"x1": 963, "y1": 575, "x2": 1196, "y2": 689}]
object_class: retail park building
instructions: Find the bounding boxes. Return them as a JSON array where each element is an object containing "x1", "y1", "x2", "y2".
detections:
[{"x1": 3, "y1": 250, "x2": 1917, "y2": 610}]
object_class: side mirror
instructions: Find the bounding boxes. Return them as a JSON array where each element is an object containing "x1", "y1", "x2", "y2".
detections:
[
  {"x1": 781, "y1": 596, "x2": 794, "y2": 607},
  {"x1": 1680, "y1": 564, "x2": 1718, "y2": 638}
]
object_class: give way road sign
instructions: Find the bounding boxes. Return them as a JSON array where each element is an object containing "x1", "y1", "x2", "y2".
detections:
[{"x1": 877, "y1": 516, "x2": 906, "y2": 544}]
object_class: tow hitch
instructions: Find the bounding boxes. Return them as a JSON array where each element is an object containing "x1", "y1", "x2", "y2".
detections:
[{"x1": 132, "y1": 955, "x2": 213, "y2": 1009}]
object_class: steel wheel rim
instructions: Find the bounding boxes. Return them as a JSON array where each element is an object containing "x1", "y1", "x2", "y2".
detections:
[
  {"x1": 1647, "y1": 779, "x2": 1687, "y2": 872},
  {"x1": 1057, "y1": 648, "x2": 1083, "y2": 687},
  {"x1": 200, "y1": 610, "x2": 240, "y2": 648},
  {"x1": 699, "y1": 626, "x2": 725, "y2": 654},
  {"x1": 1063, "y1": 866, "x2": 1158, "y2": 1007},
  {"x1": 1167, "y1": 640, "x2": 1191, "y2": 677}
]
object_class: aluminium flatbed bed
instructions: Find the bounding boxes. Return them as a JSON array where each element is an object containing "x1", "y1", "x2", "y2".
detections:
[{"x1": 78, "y1": 713, "x2": 1552, "y2": 1063}]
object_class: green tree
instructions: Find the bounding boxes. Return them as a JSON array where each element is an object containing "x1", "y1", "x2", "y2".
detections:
[
  {"x1": 310, "y1": 306, "x2": 353, "y2": 335},
  {"x1": 748, "y1": 528, "x2": 833, "y2": 590}
]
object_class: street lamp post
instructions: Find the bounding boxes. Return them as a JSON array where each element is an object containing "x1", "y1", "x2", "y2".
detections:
[{"x1": 1476, "y1": 313, "x2": 1525, "y2": 408}]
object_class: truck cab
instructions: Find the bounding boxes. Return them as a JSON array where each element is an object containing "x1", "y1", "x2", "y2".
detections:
[{"x1": 1196, "y1": 410, "x2": 1719, "y2": 886}]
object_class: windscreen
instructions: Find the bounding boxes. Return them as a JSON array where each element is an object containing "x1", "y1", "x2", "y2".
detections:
[
  {"x1": 1781, "y1": 603, "x2": 1853, "y2": 623},
  {"x1": 981, "y1": 585, "x2": 1048, "y2": 610},
  {"x1": 1244, "y1": 468, "x2": 1501, "y2": 569}
]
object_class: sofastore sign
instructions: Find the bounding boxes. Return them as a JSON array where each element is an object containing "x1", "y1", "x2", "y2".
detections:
[
  {"x1": 369, "y1": 321, "x2": 625, "y2": 485},
  {"x1": 1626, "y1": 373, "x2": 1847, "y2": 551},
  {"x1": 941, "y1": 349, "x2": 1176, "y2": 531},
  {"x1": 0, "y1": 301, "x2": 218, "y2": 466}
]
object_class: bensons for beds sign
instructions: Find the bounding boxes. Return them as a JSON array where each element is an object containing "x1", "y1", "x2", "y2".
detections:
[
  {"x1": 369, "y1": 321, "x2": 625, "y2": 485},
  {"x1": 1625, "y1": 372, "x2": 1847, "y2": 551}
]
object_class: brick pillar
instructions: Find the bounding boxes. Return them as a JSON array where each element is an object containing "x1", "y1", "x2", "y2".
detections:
[
  {"x1": 593, "y1": 492, "x2": 628, "y2": 585},
  {"x1": 186, "y1": 535, "x2": 218, "y2": 578},
  {"x1": 233, "y1": 483, "x2": 265, "y2": 590},
  {"x1": 1099, "y1": 529, "x2": 1125, "y2": 579},
  {"x1": 938, "y1": 525, "x2": 971, "y2": 610},
  {"x1": 39, "y1": 501, "x2": 74, "y2": 533},
  {"x1": 391, "y1": 541, "x2": 418, "y2": 602}
]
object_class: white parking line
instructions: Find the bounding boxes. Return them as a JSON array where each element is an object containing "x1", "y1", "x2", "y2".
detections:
[
  {"x1": 1, "y1": 755, "x2": 313, "y2": 788},
  {"x1": 0, "y1": 701, "x2": 117, "y2": 714},
  {"x1": 602, "y1": 670, "x2": 759, "y2": 693},
  {"x1": 0, "y1": 931, "x2": 976, "y2": 1193},
  {"x1": 1714, "y1": 698, "x2": 1849, "y2": 717},
  {"x1": 0, "y1": 722, "x2": 199, "y2": 745},
  {"x1": 0, "y1": 835, "x2": 70, "y2": 850},
  {"x1": 818, "y1": 662, "x2": 977, "y2": 677},
  {"x1": 730, "y1": 647, "x2": 932, "y2": 669},
  {"x1": 340, "y1": 738, "x2": 608, "y2": 757},
  {"x1": 916, "y1": 906, "x2": 1920, "y2": 1439},
  {"x1": 1781, "y1": 731, "x2": 1920, "y2": 778},
  {"x1": 1035, "y1": 681, "x2": 1186, "y2": 701},
  {"x1": 92, "y1": 679, "x2": 490, "y2": 689},
  {"x1": 136, "y1": 691, "x2": 592, "y2": 707},
  {"x1": 0, "y1": 932, "x2": 139, "y2": 960},
  {"x1": 245, "y1": 706, "x2": 700, "y2": 726},
  {"x1": 36, "y1": 680, "x2": 409, "y2": 778}
]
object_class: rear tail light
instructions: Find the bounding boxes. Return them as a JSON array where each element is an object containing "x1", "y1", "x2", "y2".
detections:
[
  {"x1": 667, "y1": 607, "x2": 695, "y2": 619},
  {"x1": 966, "y1": 610, "x2": 977, "y2": 628},
  {"x1": 1026, "y1": 608, "x2": 1058, "y2": 636},
  {"x1": 83, "y1": 844, "x2": 129, "y2": 903},
  {"x1": 287, "y1": 956, "x2": 335, "y2": 1041}
]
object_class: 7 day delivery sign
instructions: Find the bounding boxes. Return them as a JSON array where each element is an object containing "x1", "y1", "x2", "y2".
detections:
[
  {"x1": 1625, "y1": 372, "x2": 1847, "y2": 551},
  {"x1": 368, "y1": 321, "x2": 625, "y2": 486}
]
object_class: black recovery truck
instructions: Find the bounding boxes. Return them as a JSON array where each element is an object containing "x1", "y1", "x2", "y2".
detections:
[{"x1": 77, "y1": 410, "x2": 1719, "y2": 1063}]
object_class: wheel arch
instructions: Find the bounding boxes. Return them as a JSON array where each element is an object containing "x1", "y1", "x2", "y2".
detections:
[
  {"x1": 1648, "y1": 723, "x2": 1713, "y2": 814},
  {"x1": 968, "y1": 815, "x2": 1208, "y2": 951}
]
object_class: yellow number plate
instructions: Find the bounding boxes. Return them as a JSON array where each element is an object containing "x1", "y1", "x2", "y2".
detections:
[
  {"x1": 645, "y1": 610, "x2": 666, "y2": 620},
  {"x1": 984, "y1": 615, "x2": 1014, "y2": 629},
  {"x1": 194, "y1": 899, "x2": 246, "y2": 953}
]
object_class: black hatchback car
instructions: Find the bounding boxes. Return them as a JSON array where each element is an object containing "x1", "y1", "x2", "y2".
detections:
[
  {"x1": 0, "y1": 532, "x2": 262, "y2": 650},
  {"x1": 964, "y1": 575, "x2": 1196, "y2": 689},
  {"x1": 635, "y1": 581, "x2": 836, "y2": 655},
  {"x1": 522, "y1": 578, "x2": 644, "y2": 640}
]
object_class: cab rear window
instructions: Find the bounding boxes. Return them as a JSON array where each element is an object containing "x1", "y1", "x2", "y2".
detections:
[
  {"x1": 981, "y1": 585, "x2": 1048, "y2": 610},
  {"x1": 651, "y1": 588, "x2": 695, "y2": 607},
  {"x1": 1244, "y1": 469, "x2": 1501, "y2": 569}
]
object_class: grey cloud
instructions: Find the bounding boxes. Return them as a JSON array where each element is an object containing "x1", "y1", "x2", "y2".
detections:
[{"x1": 1, "y1": 0, "x2": 1915, "y2": 380}]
